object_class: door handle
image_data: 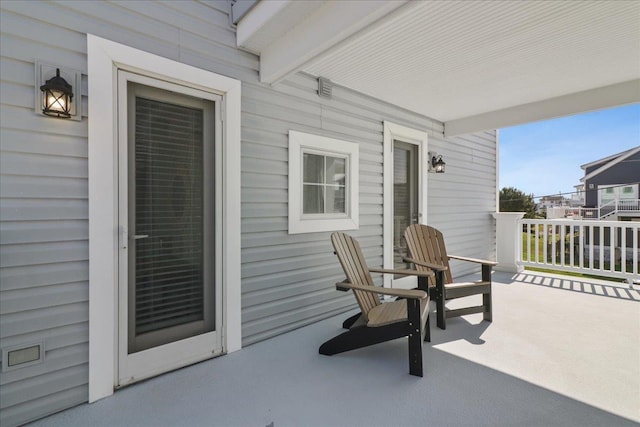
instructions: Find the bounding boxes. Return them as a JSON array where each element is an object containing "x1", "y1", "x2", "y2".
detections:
[
  {"x1": 120, "y1": 227, "x2": 149, "y2": 249},
  {"x1": 120, "y1": 226, "x2": 128, "y2": 249}
]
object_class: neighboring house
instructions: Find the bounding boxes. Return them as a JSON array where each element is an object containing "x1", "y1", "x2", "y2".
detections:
[
  {"x1": 0, "y1": 1, "x2": 638, "y2": 426},
  {"x1": 538, "y1": 195, "x2": 569, "y2": 209},
  {"x1": 580, "y1": 147, "x2": 640, "y2": 220},
  {"x1": 578, "y1": 147, "x2": 640, "y2": 257},
  {"x1": 570, "y1": 184, "x2": 585, "y2": 207},
  {"x1": 538, "y1": 194, "x2": 568, "y2": 210}
]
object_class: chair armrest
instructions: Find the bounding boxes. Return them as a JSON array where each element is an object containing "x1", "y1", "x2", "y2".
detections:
[
  {"x1": 448, "y1": 254, "x2": 497, "y2": 266},
  {"x1": 368, "y1": 267, "x2": 434, "y2": 278},
  {"x1": 402, "y1": 256, "x2": 448, "y2": 272},
  {"x1": 335, "y1": 281, "x2": 428, "y2": 300}
]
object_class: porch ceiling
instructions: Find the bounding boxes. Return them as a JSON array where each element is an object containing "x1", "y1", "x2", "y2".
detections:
[{"x1": 237, "y1": 0, "x2": 640, "y2": 136}]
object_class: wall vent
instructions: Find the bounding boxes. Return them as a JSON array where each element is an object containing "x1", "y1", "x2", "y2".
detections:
[
  {"x1": 2, "y1": 342, "x2": 45, "y2": 372},
  {"x1": 318, "y1": 77, "x2": 332, "y2": 99}
]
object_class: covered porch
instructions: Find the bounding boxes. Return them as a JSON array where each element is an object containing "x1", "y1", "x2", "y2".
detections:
[
  {"x1": 32, "y1": 270, "x2": 639, "y2": 426},
  {"x1": 1, "y1": 1, "x2": 639, "y2": 427}
]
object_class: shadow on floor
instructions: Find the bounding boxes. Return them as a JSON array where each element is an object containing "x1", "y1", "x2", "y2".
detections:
[{"x1": 512, "y1": 272, "x2": 640, "y2": 301}]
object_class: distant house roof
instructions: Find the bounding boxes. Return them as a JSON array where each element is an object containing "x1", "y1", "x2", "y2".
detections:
[
  {"x1": 580, "y1": 146, "x2": 640, "y2": 182},
  {"x1": 540, "y1": 195, "x2": 566, "y2": 201}
]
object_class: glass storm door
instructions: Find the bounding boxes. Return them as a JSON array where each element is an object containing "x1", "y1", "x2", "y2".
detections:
[
  {"x1": 117, "y1": 72, "x2": 223, "y2": 387},
  {"x1": 393, "y1": 141, "x2": 420, "y2": 288}
]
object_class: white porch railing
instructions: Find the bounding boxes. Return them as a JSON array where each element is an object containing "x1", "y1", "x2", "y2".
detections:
[{"x1": 518, "y1": 218, "x2": 639, "y2": 282}]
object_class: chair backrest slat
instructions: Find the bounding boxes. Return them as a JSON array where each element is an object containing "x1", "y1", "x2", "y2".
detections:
[
  {"x1": 404, "y1": 224, "x2": 453, "y2": 286},
  {"x1": 331, "y1": 232, "x2": 381, "y2": 319}
]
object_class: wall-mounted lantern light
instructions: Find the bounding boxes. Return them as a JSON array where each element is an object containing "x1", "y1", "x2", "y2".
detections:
[
  {"x1": 429, "y1": 152, "x2": 446, "y2": 173},
  {"x1": 40, "y1": 68, "x2": 73, "y2": 118}
]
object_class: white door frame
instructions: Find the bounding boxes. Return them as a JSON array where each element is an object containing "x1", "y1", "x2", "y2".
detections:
[
  {"x1": 88, "y1": 35, "x2": 241, "y2": 402},
  {"x1": 383, "y1": 122, "x2": 428, "y2": 289}
]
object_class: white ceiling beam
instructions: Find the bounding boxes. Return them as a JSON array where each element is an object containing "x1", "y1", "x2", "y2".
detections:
[
  {"x1": 444, "y1": 79, "x2": 640, "y2": 137},
  {"x1": 250, "y1": 0, "x2": 407, "y2": 85}
]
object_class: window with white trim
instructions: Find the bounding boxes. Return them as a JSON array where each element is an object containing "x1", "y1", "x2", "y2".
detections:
[{"x1": 288, "y1": 131, "x2": 359, "y2": 234}]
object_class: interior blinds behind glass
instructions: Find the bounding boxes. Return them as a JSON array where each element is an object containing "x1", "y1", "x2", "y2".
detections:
[{"x1": 134, "y1": 97, "x2": 204, "y2": 335}]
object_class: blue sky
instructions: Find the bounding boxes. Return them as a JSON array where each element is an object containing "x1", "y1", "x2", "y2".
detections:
[{"x1": 499, "y1": 103, "x2": 640, "y2": 200}]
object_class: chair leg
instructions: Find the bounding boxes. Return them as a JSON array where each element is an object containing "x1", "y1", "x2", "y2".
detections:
[
  {"x1": 483, "y1": 291, "x2": 492, "y2": 322},
  {"x1": 432, "y1": 270, "x2": 446, "y2": 330},
  {"x1": 407, "y1": 299, "x2": 423, "y2": 377},
  {"x1": 408, "y1": 331, "x2": 423, "y2": 377},
  {"x1": 428, "y1": 288, "x2": 446, "y2": 330},
  {"x1": 482, "y1": 265, "x2": 492, "y2": 322},
  {"x1": 436, "y1": 297, "x2": 446, "y2": 330},
  {"x1": 423, "y1": 312, "x2": 431, "y2": 342}
]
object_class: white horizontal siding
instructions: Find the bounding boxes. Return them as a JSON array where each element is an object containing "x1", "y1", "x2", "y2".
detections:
[
  {"x1": 1, "y1": 262, "x2": 88, "y2": 292},
  {"x1": 428, "y1": 130, "x2": 497, "y2": 277},
  {"x1": 0, "y1": 199, "x2": 88, "y2": 221}
]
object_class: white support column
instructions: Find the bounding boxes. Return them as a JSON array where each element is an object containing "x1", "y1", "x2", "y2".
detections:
[{"x1": 492, "y1": 212, "x2": 525, "y2": 273}]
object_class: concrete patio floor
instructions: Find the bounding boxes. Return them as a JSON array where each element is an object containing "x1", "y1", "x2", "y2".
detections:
[{"x1": 30, "y1": 271, "x2": 639, "y2": 427}]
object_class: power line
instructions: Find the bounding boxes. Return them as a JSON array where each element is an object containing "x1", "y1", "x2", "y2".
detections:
[
  {"x1": 500, "y1": 182, "x2": 640, "y2": 203},
  {"x1": 532, "y1": 182, "x2": 640, "y2": 200}
]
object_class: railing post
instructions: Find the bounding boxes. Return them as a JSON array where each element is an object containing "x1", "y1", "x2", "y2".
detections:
[{"x1": 492, "y1": 212, "x2": 525, "y2": 273}]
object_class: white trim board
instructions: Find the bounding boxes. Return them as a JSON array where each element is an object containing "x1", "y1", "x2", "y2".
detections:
[
  {"x1": 444, "y1": 79, "x2": 640, "y2": 137},
  {"x1": 382, "y1": 122, "x2": 428, "y2": 289},
  {"x1": 87, "y1": 35, "x2": 241, "y2": 403}
]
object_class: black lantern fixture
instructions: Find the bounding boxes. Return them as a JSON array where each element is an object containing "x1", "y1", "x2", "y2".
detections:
[
  {"x1": 40, "y1": 68, "x2": 73, "y2": 118},
  {"x1": 431, "y1": 154, "x2": 446, "y2": 173}
]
